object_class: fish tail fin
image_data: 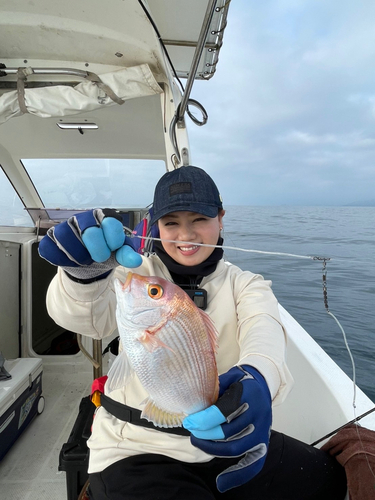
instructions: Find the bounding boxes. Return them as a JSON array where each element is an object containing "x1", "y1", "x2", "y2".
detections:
[
  {"x1": 106, "y1": 350, "x2": 133, "y2": 393},
  {"x1": 141, "y1": 398, "x2": 186, "y2": 428}
]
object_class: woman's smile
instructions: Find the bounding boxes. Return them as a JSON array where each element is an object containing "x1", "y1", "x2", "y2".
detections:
[{"x1": 177, "y1": 244, "x2": 200, "y2": 254}]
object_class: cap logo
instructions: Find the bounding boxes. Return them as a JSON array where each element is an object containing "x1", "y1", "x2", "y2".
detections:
[{"x1": 169, "y1": 182, "x2": 192, "y2": 196}]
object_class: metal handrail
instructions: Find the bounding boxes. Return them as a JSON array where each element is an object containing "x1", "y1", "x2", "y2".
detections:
[
  {"x1": 0, "y1": 67, "x2": 90, "y2": 78},
  {"x1": 177, "y1": 0, "x2": 218, "y2": 122}
]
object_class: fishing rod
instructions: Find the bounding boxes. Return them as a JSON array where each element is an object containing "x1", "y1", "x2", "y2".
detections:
[{"x1": 311, "y1": 406, "x2": 375, "y2": 446}]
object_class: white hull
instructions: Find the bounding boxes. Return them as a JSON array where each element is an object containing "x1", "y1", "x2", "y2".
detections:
[{"x1": 275, "y1": 306, "x2": 375, "y2": 444}]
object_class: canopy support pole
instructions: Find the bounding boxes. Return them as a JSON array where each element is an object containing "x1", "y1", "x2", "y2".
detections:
[{"x1": 177, "y1": 0, "x2": 218, "y2": 122}]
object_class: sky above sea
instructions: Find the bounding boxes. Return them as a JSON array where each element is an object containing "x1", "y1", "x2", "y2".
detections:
[{"x1": 187, "y1": 0, "x2": 375, "y2": 207}]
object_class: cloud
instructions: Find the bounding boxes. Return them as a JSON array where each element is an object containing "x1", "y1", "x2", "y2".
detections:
[
  {"x1": 278, "y1": 130, "x2": 375, "y2": 148},
  {"x1": 278, "y1": 131, "x2": 337, "y2": 145},
  {"x1": 186, "y1": 0, "x2": 375, "y2": 205}
]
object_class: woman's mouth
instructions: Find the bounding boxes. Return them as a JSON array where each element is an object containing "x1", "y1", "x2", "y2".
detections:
[{"x1": 178, "y1": 244, "x2": 200, "y2": 255}]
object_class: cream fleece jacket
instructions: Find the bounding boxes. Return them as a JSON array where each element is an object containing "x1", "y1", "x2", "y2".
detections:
[{"x1": 46, "y1": 255, "x2": 293, "y2": 473}]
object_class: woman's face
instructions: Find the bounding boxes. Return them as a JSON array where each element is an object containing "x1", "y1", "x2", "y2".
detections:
[{"x1": 158, "y1": 210, "x2": 225, "y2": 266}]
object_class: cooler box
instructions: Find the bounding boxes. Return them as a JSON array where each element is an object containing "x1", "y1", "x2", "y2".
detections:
[{"x1": 0, "y1": 357, "x2": 44, "y2": 461}]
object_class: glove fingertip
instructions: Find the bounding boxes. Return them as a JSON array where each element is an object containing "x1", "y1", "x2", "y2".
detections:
[
  {"x1": 188, "y1": 426, "x2": 224, "y2": 440},
  {"x1": 101, "y1": 217, "x2": 125, "y2": 250},
  {"x1": 82, "y1": 227, "x2": 111, "y2": 263},
  {"x1": 183, "y1": 405, "x2": 225, "y2": 431},
  {"x1": 116, "y1": 245, "x2": 142, "y2": 268},
  {"x1": 216, "y1": 444, "x2": 268, "y2": 492}
]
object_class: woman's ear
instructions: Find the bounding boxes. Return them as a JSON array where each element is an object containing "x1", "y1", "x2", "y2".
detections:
[{"x1": 218, "y1": 209, "x2": 225, "y2": 227}]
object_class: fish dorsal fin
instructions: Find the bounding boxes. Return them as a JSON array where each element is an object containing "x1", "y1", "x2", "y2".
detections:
[
  {"x1": 106, "y1": 350, "x2": 133, "y2": 393},
  {"x1": 141, "y1": 398, "x2": 186, "y2": 428},
  {"x1": 197, "y1": 309, "x2": 220, "y2": 403},
  {"x1": 198, "y1": 308, "x2": 219, "y2": 354}
]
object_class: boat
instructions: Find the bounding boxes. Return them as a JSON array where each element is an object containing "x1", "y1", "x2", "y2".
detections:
[{"x1": 0, "y1": 1, "x2": 374, "y2": 499}]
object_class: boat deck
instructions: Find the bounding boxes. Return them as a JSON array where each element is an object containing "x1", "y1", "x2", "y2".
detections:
[
  {"x1": 0, "y1": 353, "x2": 353, "y2": 500},
  {"x1": 0, "y1": 362, "x2": 93, "y2": 500}
]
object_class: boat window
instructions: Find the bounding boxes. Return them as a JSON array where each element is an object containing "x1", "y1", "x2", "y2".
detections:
[
  {"x1": 0, "y1": 167, "x2": 33, "y2": 227},
  {"x1": 22, "y1": 159, "x2": 166, "y2": 210}
]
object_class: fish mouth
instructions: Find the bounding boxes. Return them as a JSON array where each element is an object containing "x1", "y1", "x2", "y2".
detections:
[{"x1": 122, "y1": 272, "x2": 133, "y2": 291}]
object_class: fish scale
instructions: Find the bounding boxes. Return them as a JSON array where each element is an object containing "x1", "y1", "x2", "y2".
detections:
[
  {"x1": 171, "y1": 315, "x2": 213, "y2": 403},
  {"x1": 136, "y1": 321, "x2": 204, "y2": 411}
]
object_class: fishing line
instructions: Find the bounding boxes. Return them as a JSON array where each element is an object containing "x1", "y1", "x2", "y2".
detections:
[
  {"x1": 124, "y1": 226, "x2": 327, "y2": 261},
  {"x1": 319, "y1": 260, "x2": 375, "y2": 482},
  {"x1": 126, "y1": 227, "x2": 359, "y2": 411},
  {"x1": 320, "y1": 258, "x2": 357, "y2": 408},
  {"x1": 124, "y1": 227, "x2": 374, "y2": 445},
  {"x1": 126, "y1": 226, "x2": 375, "y2": 477},
  {"x1": 136, "y1": 228, "x2": 374, "y2": 475}
]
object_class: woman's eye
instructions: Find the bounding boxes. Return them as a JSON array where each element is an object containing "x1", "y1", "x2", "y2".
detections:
[{"x1": 148, "y1": 284, "x2": 164, "y2": 299}]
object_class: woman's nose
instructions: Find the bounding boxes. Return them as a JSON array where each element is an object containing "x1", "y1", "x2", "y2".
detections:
[{"x1": 178, "y1": 223, "x2": 195, "y2": 241}]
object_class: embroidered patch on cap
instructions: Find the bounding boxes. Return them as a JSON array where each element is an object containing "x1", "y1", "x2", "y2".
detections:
[{"x1": 169, "y1": 182, "x2": 192, "y2": 196}]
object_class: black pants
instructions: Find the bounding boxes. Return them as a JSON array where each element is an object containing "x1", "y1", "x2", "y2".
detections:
[{"x1": 88, "y1": 431, "x2": 347, "y2": 500}]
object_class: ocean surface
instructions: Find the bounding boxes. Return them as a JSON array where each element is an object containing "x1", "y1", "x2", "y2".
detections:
[{"x1": 222, "y1": 206, "x2": 375, "y2": 403}]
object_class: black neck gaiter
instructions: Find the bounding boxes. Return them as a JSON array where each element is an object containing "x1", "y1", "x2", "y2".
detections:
[{"x1": 154, "y1": 237, "x2": 224, "y2": 286}]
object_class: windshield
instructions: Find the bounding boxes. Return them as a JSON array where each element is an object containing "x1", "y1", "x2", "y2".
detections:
[
  {"x1": 23, "y1": 158, "x2": 166, "y2": 210},
  {"x1": 0, "y1": 168, "x2": 33, "y2": 227}
]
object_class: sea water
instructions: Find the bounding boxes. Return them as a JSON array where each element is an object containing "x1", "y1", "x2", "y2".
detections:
[{"x1": 223, "y1": 206, "x2": 375, "y2": 402}]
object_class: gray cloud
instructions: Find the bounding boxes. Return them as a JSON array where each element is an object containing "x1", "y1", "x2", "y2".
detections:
[{"x1": 187, "y1": 0, "x2": 375, "y2": 205}]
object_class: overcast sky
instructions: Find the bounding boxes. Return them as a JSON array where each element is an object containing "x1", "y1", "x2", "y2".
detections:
[{"x1": 186, "y1": 0, "x2": 375, "y2": 206}]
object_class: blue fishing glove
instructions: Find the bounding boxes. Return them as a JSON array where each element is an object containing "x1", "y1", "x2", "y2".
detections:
[
  {"x1": 183, "y1": 365, "x2": 272, "y2": 493},
  {"x1": 39, "y1": 208, "x2": 142, "y2": 281}
]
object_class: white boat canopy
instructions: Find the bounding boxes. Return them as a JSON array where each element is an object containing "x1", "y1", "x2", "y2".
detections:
[{"x1": 0, "y1": 0, "x2": 230, "y2": 226}]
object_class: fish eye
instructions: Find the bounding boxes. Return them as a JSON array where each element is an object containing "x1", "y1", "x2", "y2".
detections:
[{"x1": 148, "y1": 284, "x2": 163, "y2": 299}]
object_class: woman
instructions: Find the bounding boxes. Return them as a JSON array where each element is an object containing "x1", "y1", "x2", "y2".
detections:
[{"x1": 39, "y1": 166, "x2": 347, "y2": 499}]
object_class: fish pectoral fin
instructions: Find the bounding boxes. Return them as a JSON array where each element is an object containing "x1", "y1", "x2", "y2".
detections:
[
  {"x1": 106, "y1": 351, "x2": 133, "y2": 393},
  {"x1": 141, "y1": 398, "x2": 186, "y2": 428},
  {"x1": 146, "y1": 315, "x2": 173, "y2": 336},
  {"x1": 139, "y1": 331, "x2": 176, "y2": 354}
]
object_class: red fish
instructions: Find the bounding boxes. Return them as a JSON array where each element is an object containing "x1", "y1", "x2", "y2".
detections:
[{"x1": 107, "y1": 272, "x2": 219, "y2": 428}]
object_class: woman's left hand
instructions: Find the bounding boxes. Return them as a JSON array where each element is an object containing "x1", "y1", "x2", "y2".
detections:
[{"x1": 183, "y1": 365, "x2": 272, "y2": 493}]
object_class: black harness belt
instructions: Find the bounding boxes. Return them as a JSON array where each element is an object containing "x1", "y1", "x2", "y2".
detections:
[{"x1": 100, "y1": 394, "x2": 190, "y2": 437}]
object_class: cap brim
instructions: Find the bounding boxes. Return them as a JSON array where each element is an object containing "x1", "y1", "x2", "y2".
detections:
[{"x1": 150, "y1": 204, "x2": 220, "y2": 225}]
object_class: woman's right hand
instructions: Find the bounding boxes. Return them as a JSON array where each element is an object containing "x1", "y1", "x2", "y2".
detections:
[{"x1": 38, "y1": 209, "x2": 142, "y2": 281}]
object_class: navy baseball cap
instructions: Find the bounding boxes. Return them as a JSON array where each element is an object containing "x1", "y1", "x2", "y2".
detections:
[{"x1": 151, "y1": 166, "x2": 223, "y2": 225}]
